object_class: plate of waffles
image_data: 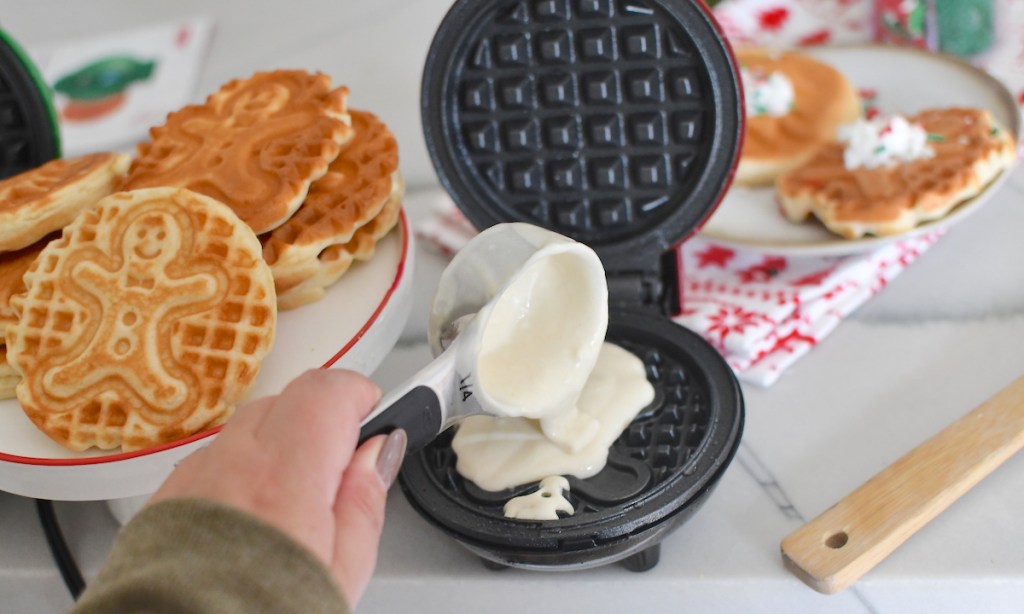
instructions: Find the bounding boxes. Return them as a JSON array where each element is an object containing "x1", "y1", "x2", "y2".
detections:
[
  {"x1": 0, "y1": 71, "x2": 414, "y2": 501},
  {"x1": 699, "y1": 45, "x2": 1021, "y2": 256}
]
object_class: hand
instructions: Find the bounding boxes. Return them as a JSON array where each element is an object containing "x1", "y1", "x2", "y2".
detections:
[{"x1": 149, "y1": 369, "x2": 407, "y2": 607}]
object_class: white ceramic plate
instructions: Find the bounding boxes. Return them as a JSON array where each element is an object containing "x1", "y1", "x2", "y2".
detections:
[
  {"x1": 699, "y1": 45, "x2": 1022, "y2": 256},
  {"x1": 0, "y1": 214, "x2": 414, "y2": 500}
]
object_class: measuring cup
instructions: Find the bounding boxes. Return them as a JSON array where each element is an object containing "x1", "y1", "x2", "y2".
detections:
[{"x1": 358, "y1": 223, "x2": 608, "y2": 451}]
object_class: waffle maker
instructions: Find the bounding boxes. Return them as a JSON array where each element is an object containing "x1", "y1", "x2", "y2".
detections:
[
  {"x1": 399, "y1": 0, "x2": 745, "y2": 572},
  {"x1": 0, "y1": 29, "x2": 61, "y2": 177}
]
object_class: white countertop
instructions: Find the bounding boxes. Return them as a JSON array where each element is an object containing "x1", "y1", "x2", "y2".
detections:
[{"x1": 2, "y1": 1, "x2": 1023, "y2": 612}]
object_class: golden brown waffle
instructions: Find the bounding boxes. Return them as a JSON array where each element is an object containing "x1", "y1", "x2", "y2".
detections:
[
  {"x1": 777, "y1": 108, "x2": 1017, "y2": 239},
  {"x1": 0, "y1": 239, "x2": 50, "y2": 340},
  {"x1": 123, "y1": 70, "x2": 352, "y2": 235},
  {"x1": 0, "y1": 346, "x2": 19, "y2": 399},
  {"x1": 735, "y1": 48, "x2": 861, "y2": 187},
  {"x1": 6, "y1": 188, "x2": 277, "y2": 452},
  {"x1": 0, "y1": 153, "x2": 129, "y2": 253},
  {"x1": 277, "y1": 175, "x2": 403, "y2": 311},
  {"x1": 262, "y1": 109, "x2": 399, "y2": 289}
]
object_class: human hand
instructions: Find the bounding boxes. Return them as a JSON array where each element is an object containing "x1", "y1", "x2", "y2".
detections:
[{"x1": 149, "y1": 369, "x2": 407, "y2": 607}]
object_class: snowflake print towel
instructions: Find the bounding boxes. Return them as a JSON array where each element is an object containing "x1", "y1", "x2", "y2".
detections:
[{"x1": 674, "y1": 235, "x2": 939, "y2": 386}]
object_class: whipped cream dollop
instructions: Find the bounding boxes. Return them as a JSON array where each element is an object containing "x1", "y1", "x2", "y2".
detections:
[
  {"x1": 741, "y1": 68, "x2": 794, "y2": 117},
  {"x1": 838, "y1": 115, "x2": 935, "y2": 170}
]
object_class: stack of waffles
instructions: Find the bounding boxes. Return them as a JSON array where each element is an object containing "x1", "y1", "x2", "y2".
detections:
[
  {"x1": 124, "y1": 71, "x2": 403, "y2": 310},
  {"x1": 0, "y1": 70, "x2": 402, "y2": 452}
]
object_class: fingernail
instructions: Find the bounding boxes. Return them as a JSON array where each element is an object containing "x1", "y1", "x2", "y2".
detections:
[{"x1": 375, "y1": 429, "x2": 407, "y2": 490}]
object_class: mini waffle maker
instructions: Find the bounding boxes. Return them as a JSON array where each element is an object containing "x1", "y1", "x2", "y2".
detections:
[
  {"x1": 399, "y1": 0, "x2": 745, "y2": 572},
  {"x1": 0, "y1": 29, "x2": 61, "y2": 177}
]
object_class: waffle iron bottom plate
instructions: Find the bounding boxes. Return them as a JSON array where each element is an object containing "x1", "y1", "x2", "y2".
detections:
[{"x1": 399, "y1": 311, "x2": 744, "y2": 571}]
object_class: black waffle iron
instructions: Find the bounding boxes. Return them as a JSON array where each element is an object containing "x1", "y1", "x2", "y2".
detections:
[
  {"x1": 0, "y1": 29, "x2": 60, "y2": 177},
  {"x1": 399, "y1": 0, "x2": 745, "y2": 572}
]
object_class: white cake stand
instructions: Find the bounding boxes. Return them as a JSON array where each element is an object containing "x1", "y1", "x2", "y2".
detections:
[{"x1": 0, "y1": 213, "x2": 415, "y2": 512}]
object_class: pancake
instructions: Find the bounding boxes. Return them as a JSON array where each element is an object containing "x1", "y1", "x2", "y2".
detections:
[
  {"x1": 735, "y1": 48, "x2": 861, "y2": 187},
  {"x1": 0, "y1": 153, "x2": 129, "y2": 253},
  {"x1": 6, "y1": 188, "x2": 277, "y2": 451},
  {"x1": 262, "y1": 109, "x2": 399, "y2": 292},
  {"x1": 776, "y1": 108, "x2": 1017, "y2": 239},
  {"x1": 123, "y1": 70, "x2": 352, "y2": 234}
]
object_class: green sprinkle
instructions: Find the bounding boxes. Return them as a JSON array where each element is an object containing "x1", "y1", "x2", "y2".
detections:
[
  {"x1": 926, "y1": 133, "x2": 945, "y2": 142},
  {"x1": 991, "y1": 126, "x2": 1001, "y2": 136},
  {"x1": 874, "y1": 145, "x2": 886, "y2": 154}
]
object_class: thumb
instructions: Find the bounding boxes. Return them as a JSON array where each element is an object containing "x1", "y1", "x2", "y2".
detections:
[{"x1": 330, "y1": 429, "x2": 407, "y2": 606}]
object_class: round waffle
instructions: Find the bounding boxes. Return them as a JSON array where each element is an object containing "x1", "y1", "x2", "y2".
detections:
[
  {"x1": 734, "y1": 48, "x2": 861, "y2": 187},
  {"x1": 0, "y1": 238, "x2": 51, "y2": 341},
  {"x1": 0, "y1": 152, "x2": 129, "y2": 253},
  {"x1": 0, "y1": 345, "x2": 18, "y2": 399},
  {"x1": 123, "y1": 70, "x2": 352, "y2": 235},
  {"x1": 0, "y1": 239, "x2": 50, "y2": 398},
  {"x1": 777, "y1": 108, "x2": 1017, "y2": 239},
  {"x1": 262, "y1": 109, "x2": 399, "y2": 290},
  {"x1": 6, "y1": 187, "x2": 277, "y2": 452},
  {"x1": 276, "y1": 173, "x2": 403, "y2": 310}
]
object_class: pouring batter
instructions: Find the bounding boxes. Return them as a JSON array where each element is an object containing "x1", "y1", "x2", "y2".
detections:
[
  {"x1": 453, "y1": 342, "x2": 655, "y2": 494},
  {"x1": 475, "y1": 251, "x2": 606, "y2": 452}
]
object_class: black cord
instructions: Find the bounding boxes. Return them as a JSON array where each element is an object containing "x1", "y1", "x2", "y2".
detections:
[{"x1": 35, "y1": 499, "x2": 86, "y2": 599}]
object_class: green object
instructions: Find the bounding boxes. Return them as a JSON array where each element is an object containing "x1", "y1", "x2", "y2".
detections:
[
  {"x1": 936, "y1": 0, "x2": 995, "y2": 57},
  {"x1": 0, "y1": 27, "x2": 61, "y2": 160},
  {"x1": 54, "y1": 55, "x2": 155, "y2": 101}
]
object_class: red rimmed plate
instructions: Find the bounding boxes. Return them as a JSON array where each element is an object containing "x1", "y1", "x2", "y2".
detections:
[{"x1": 0, "y1": 212, "x2": 414, "y2": 500}]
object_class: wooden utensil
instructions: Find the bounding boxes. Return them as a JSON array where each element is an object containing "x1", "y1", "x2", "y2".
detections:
[{"x1": 781, "y1": 374, "x2": 1024, "y2": 594}]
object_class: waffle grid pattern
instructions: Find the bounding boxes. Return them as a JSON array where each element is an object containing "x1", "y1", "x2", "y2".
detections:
[
  {"x1": 7, "y1": 190, "x2": 275, "y2": 451},
  {"x1": 277, "y1": 176, "x2": 404, "y2": 310},
  {"x1": 449, "y1": 0, "x2": 712, "y2": 242},
  {"x1": 263, "y1": 110, "x2": 399, "y2": 279}
]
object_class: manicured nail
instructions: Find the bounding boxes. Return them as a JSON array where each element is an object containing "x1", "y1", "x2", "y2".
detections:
[{"x1": 375, "y1": 429, "x2": 407, "y2": 490}]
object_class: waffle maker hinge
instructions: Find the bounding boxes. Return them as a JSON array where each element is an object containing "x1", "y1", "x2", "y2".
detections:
[{"x1": 605, "y1": 249, "x2": 681, "y2": 318}]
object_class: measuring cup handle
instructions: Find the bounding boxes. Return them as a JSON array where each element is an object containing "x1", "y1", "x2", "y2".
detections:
[
  {"x1": 357, "y1": 349, "x2": 454, "y2": 451},
  {"x1": 358, "y1": 386, "x2": 442, "y2": 451}
]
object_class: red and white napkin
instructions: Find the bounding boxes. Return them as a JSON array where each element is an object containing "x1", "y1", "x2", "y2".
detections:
[
  {"x1": 413, "y1": 191, "x2": 941, "y2": 387},
  {"x1": 675, "y1": 233, "x2": 939, "y2": 385}
]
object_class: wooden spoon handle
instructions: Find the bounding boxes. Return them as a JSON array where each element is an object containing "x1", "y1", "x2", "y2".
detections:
[{"x1": 781, "y1": 374, "x2": 1024, "y2": 594}]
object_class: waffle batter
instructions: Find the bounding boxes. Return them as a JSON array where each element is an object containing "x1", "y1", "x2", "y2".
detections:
[
  {"x1": 453, "y1": 342, "x2": 655, "y2": 493},
  {"x1": 476, "y1": 251, "x2": 607, "y2": 452}
]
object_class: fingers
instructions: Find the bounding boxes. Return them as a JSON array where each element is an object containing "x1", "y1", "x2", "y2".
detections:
[
  {"x1": 221, "y1": 395, "x2": 277, "y2": 435},
  {"x1": 331, "y1": 429, "x2": 407, "y2": 606},
  {"x1": 254, "y1": 369, "x2": 381, "y2": 487}
]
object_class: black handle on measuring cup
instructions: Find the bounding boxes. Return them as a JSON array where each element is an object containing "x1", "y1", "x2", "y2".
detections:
[{"x1": 358, "y1": 386, "x2": 443, "y2": 452}]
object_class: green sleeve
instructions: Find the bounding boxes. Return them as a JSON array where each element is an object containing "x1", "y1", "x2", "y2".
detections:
[{"x1": 71, "y1": 498, "x2": 351, "y2": 614}]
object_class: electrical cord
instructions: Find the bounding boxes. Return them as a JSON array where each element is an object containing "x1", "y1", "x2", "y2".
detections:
[{"x1": 35, "y1": 499, "x2": 85, "y2": 599}]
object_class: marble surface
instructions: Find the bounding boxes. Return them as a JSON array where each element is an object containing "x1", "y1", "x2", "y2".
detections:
[{"x1": 1, "y1": 1, "x2": 1023, "y2": 612}]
